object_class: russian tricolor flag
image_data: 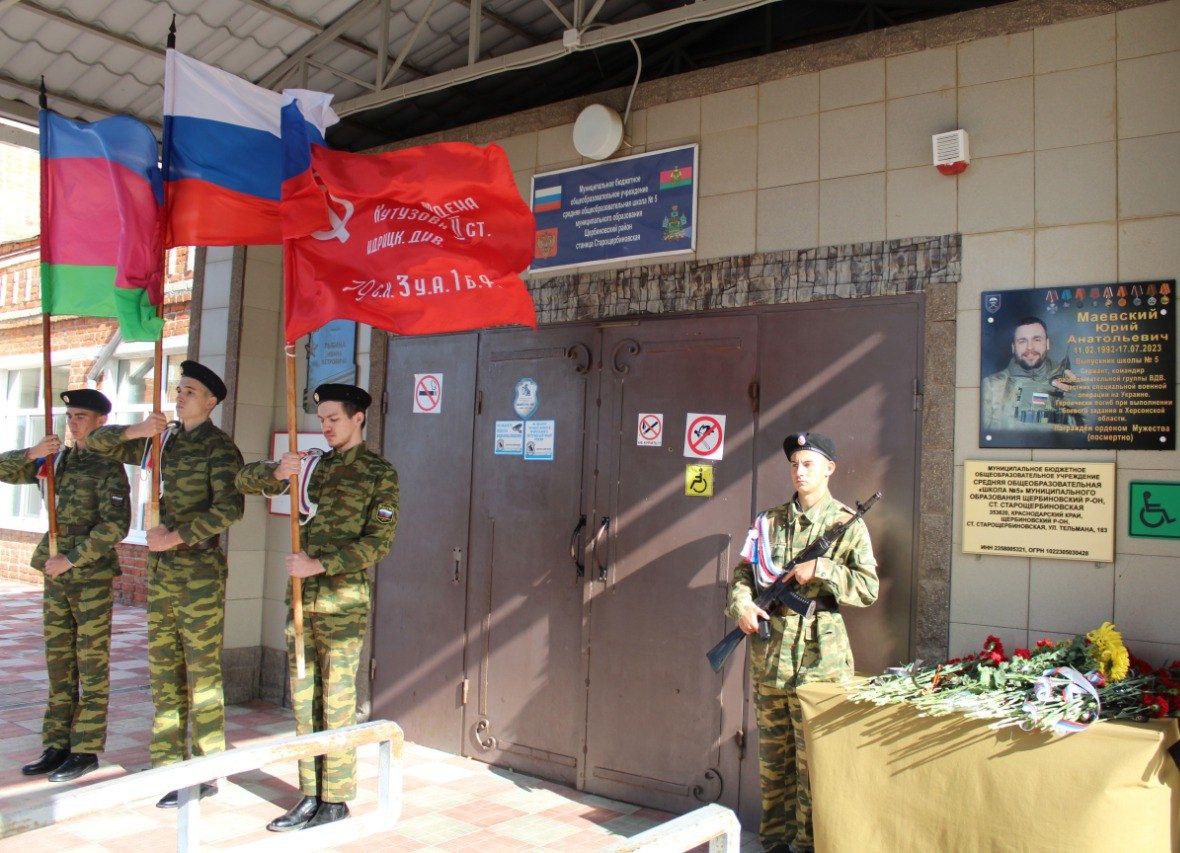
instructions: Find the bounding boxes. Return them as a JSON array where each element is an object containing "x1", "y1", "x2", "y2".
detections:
[
  {"x1": 162, "y1": 50, "x2": 337, "y2": 247},
  {"x1": 533, "y1": 184, "x2": 561, "y2": 213}
]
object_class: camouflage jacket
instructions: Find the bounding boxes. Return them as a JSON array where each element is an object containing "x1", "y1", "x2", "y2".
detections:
[
  {"x1": 0, "y1": 446, "x2": 131, "y2": 577},
  {"x1": 726, "y1": 492, "x2": 878, "y2": 688},
  {"x1": 88, "y1": 419, "x2": 243, "y2": 546},
  {"x1": 235, "y1": 442, "x2": 399, "y2": 614}
]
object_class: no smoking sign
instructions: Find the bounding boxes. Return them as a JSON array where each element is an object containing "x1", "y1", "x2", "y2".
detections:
[
  {"x1": 683, "y1": 413, "x2": 726, "y2": 461},
  {"x1": 637, "y1": 413, "x2": 664, "y2": 447},
  {"x1": 412, "y1": 373, "x2": 444, "y2": 414}
]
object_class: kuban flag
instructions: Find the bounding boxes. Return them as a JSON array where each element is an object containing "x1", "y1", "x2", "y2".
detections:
[
  {"x1": 39, "y1": 109, "x2": 164, "y2": 342},
  {"x1": 163, "y1": 49, "x2": 337, "y2": 247},
  {"x1": 280, "y1": 100, "x2": 536, "y2": 342}
]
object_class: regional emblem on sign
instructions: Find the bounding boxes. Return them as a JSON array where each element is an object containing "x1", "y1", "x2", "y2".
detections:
[
  {"x1": 534, "y1": 227, "x2": 558, "y2": 259},
  {"x1": 661, "y1": 204, "x2": 687, "y2": 241}
]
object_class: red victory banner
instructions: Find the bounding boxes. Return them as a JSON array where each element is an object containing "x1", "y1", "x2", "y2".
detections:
[{"x1": 281, "y1": 137, "x2": 537, "y2": 343}]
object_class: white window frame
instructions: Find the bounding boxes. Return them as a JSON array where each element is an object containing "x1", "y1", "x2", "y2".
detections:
[{"x1": 0, "y1": 336, "x2": 188, "y2": 543}]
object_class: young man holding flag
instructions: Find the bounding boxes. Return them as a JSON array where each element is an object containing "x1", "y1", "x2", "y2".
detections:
[
  {"x1": 0, "y1": 390, "x2": 130, "y2": 782},
  {"x1": 88, "y1": 361, "x2": 243, "y2": 807},
  {"x1": 235, "y1": 383, "x2": 398, "y2": 831}
]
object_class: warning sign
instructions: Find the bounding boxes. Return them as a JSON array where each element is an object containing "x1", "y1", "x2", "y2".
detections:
[
  {"x1": 637, "y1": 413, "x2": 664, "y2": 447},
  {"x1": 413, "y1": 373, "x2": 443, "y2": 414},
  {"x1": 685, "y1": 464, "x2": 714, "y2": 497},
  {"x1": 684, "y1": 413, "x2": 726, "y2": 461}
]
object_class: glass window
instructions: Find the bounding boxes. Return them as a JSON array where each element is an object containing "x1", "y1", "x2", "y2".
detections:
[{"x1": 0, "y1": 367, "x2": 66, "y2": 524}]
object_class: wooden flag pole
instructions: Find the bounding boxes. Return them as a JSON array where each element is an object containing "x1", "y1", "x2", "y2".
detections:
[
  {"x1": 40, "y1": 314, "x2": 59, "y2": 558},
  {"x1": 37, "y1": 78, "x2": 58, "y2": 558},
  {"x1": 150, "y1": 16, "x2": 175, "y2": 531},
  {"x1": 148, "y1": 309, "x2": 163, "y2": 529},
  {"x1": 285, "y1": 345, "x2": 306, "y2": 678}
]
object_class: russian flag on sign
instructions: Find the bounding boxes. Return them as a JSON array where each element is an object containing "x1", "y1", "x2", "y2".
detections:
[
  {"x1": 533, "y1": 184, "x2": 561, "y2": 213},
  {"x1": 162, "y1": 50, "x2": 337, "y2": 247}
]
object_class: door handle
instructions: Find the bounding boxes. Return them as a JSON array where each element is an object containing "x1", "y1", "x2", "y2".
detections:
[
  {"x1": 589, "y1": 516, "x2": 610, "y2": 582},
  {"x1": 451, "y1": 546, "x2": 462, "y2": 585},
  {"x1": 569, "y1": 514, "x2": 587, "y2": 577}
]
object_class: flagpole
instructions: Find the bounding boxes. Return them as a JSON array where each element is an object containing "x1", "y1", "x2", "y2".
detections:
[
  {"x1": 285, "y1": 344, "x2": 306, "y2": 679},
  {"x1": 148, "y1": 16, "x2": 178, "y2": 531},
  {"x1": 38, "y1": 78, "x2": 59, "y2": 558}
]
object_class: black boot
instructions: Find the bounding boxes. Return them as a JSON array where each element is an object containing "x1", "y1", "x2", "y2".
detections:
[
  {"x1": 303, "y1": 801, "x2": 349, "y2": 828},
  {"x1": 48, "y1": 752, "x2": 98, "y2": 782},
  {"x1": 21, "y1": 747, "x2": 70, "y2": 776},
  {"x1": 266, "y1": 796, "x2": 321, "y2": 832},
  {"x1": 156, "y1": 782, "x2": 218, "y2": 808}
]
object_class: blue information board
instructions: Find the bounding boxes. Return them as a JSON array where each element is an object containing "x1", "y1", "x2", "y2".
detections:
[{"x1": 530, "y1": 144, "x2": 698, "y2": 271}]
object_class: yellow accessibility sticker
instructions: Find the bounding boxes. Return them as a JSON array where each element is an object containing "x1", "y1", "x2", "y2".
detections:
[{"x1": 685, "y1": 464, "x2": 714, "y2": 497}]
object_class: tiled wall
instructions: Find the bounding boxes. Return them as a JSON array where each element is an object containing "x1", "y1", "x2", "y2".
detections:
[{"x1": 486, "y1": 2, "x2": 1180, "y2": 664}]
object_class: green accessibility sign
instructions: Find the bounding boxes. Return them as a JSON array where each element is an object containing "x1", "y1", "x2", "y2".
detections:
[{"x1": 1128, "y1": 481, "x2": 1180, "y2": 539}]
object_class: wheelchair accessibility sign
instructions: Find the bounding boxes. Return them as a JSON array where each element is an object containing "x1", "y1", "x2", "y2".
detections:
[
  {"x1": 1128, "y1": 481, "x2": 1180, "y2": 539},
  {"x1": 685, "y1": 464, "x2": 714, "y2": 497}
]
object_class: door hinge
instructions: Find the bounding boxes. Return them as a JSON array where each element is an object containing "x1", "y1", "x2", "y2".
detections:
[
  {"x1": 747, "y1": 380, "x2": 760, "y2": 415},
  {"x1": 381, "y1": 390, "x2": 388, "y2": 415},
  {"x1": 734, "y1": 728, "x2": 746, "y2": 759},
  {"x1": 476, "y1": 389, "x2": 483, "y2": 415},
  {"x1": 369, "y1": 658, "x2": 376, "y2": 682},
  {"x1": 461, "y1": 677, "x2": 470, "y2": 705},
  {"x1": 912, "y1": 378, "x2": 924, "y2": 412}
]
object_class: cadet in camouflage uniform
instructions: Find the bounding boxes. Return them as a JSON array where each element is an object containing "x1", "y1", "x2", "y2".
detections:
[
  {"x1": 235, "y1": 383, "x2": 398, "y2": 832},
  {"x1": 0, "y1": 389, "x2": 130, "y2": 782},
  {"x1": 726, "y1": 432, "x2": 878, "y2": 853},
  {"x1": 981, "y1": 315, "x2": 1083, "y2": 433},
  {"x1": 88, "y1": 361, "x2": 243, "y2": 808}
]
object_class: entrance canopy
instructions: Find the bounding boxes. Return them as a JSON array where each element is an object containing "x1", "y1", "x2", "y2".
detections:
[{"x1": 0, "y1": 0, "x2": 1003, "y2": 150}]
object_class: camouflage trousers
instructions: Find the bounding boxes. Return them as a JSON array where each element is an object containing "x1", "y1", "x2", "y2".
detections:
[
  {"x1": 42, "y1": 575, "x2": 114, "y2": 753},
  {"x1": 286, "y1": 607, "x2": 366, "y2": 802},
  {"x1": 755, "y1": 686, "x2": 811, "y2": 851},
  {"x1": 147, "y1": 552, "x2": 227, "y2": 767}
]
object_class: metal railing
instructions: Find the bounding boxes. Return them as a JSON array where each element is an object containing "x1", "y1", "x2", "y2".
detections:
[
  {"x1": 613, "y1": 803, "x2": 742, "y2": 852},
  {"x1": 0, "y1": 719, "x2": 404, "y2": 852}
]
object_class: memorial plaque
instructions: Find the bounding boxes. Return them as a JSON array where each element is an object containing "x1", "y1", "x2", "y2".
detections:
[
  {"x1": 979, "y1": 282, "x2": 1175, "y2": 450},
  {"x1": 962, "y1": 460, "x2": 1115, "y2": 562}
]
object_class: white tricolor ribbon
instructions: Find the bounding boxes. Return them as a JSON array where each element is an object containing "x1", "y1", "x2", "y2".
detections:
[
  {"x1": 139, "y1": 422, "x2": 180, "y2": 498},
  {"x1": 295, "y1": 449, "x2": 324, "y2": 526},
  {"x1": 1020, "y1": 666, "x2": 1102, "y2": 735},
  {"x1": 740, "y1": 512, "x2": 783, "y2": 592}
]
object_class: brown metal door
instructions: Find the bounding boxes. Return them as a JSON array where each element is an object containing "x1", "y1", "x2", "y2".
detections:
[
  {"x1": 583, "y1": 317, "x2": 758, "y2": 813},
  {"x1": 462, "y1": 326, "x2": 599, "y2": 783},
  {"x1": 738, "y1": 296, "x2": 922, "y2": 823},
  {"x1": 373, "y1": 332, "x2": 478, "y2": 753},
  {"x1": 754, "y1": 297, "x2": 920, "y2": 671}
]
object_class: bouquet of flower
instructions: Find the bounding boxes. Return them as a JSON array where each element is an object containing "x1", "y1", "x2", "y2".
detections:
[{"x1": 846, "y1": 622, "x2": 1179, "y2": 735}]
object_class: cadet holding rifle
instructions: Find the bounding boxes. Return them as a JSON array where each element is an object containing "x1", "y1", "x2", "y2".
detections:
[{"x1": 725, "y1": 432, "x2": 878, "y2": 853}]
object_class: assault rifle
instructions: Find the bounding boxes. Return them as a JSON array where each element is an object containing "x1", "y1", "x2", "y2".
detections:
[{"x1": 706, "y1": 491, "x2": 881, "y2": 673}]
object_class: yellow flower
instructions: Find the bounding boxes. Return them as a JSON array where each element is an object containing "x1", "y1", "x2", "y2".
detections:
[{"x1": 1086, "y1": 621, "x2": 1130, "y2": 681}]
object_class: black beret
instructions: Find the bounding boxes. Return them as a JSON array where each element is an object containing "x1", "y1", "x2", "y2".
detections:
[
  {"x1": 180, "y1": 360, "x2": 227, "y2": 402},
  {"x1": 313, "y1": 383, "x2": 372, "y2": 410},
  {"x1": 59, "y1": 388, "x2": 111, "y2": 415},
  {"x1": 783, "y1": 431, "x2": 837, "y2": 462}
]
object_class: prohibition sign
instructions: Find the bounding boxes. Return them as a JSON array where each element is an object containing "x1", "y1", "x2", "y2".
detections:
[
  {"x1": 414, "y1": 374, "x2": 443, "y2": 413},
  {"x1": 637, "y1": 413, "x2": 663, "y2": 447},
  {"x1": 684, "y1": 413, "x2": 726, "y2": 461}
]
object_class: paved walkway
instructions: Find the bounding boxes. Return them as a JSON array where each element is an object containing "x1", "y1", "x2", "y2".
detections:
[{"x1": 0, "y1": 580, "x2": 758, "y2": 851}]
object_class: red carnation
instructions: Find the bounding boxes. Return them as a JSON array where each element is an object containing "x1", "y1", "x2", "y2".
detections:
[
  {"x1": 1035, "y1": 638, "x2": 1055, "y2": 649},
  {"x1": 1014, "y1": 648, "x2": 1031, "y2": 659}
]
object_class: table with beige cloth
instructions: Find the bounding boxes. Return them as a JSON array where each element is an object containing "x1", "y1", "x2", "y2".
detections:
[{"x1": 797, "y1": 680, "x2": 1179, "y2": 852}]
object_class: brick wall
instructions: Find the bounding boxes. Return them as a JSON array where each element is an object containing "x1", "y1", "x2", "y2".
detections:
[{"x1": 0, "y1": 529, "x2": 149, "y2": 606}]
